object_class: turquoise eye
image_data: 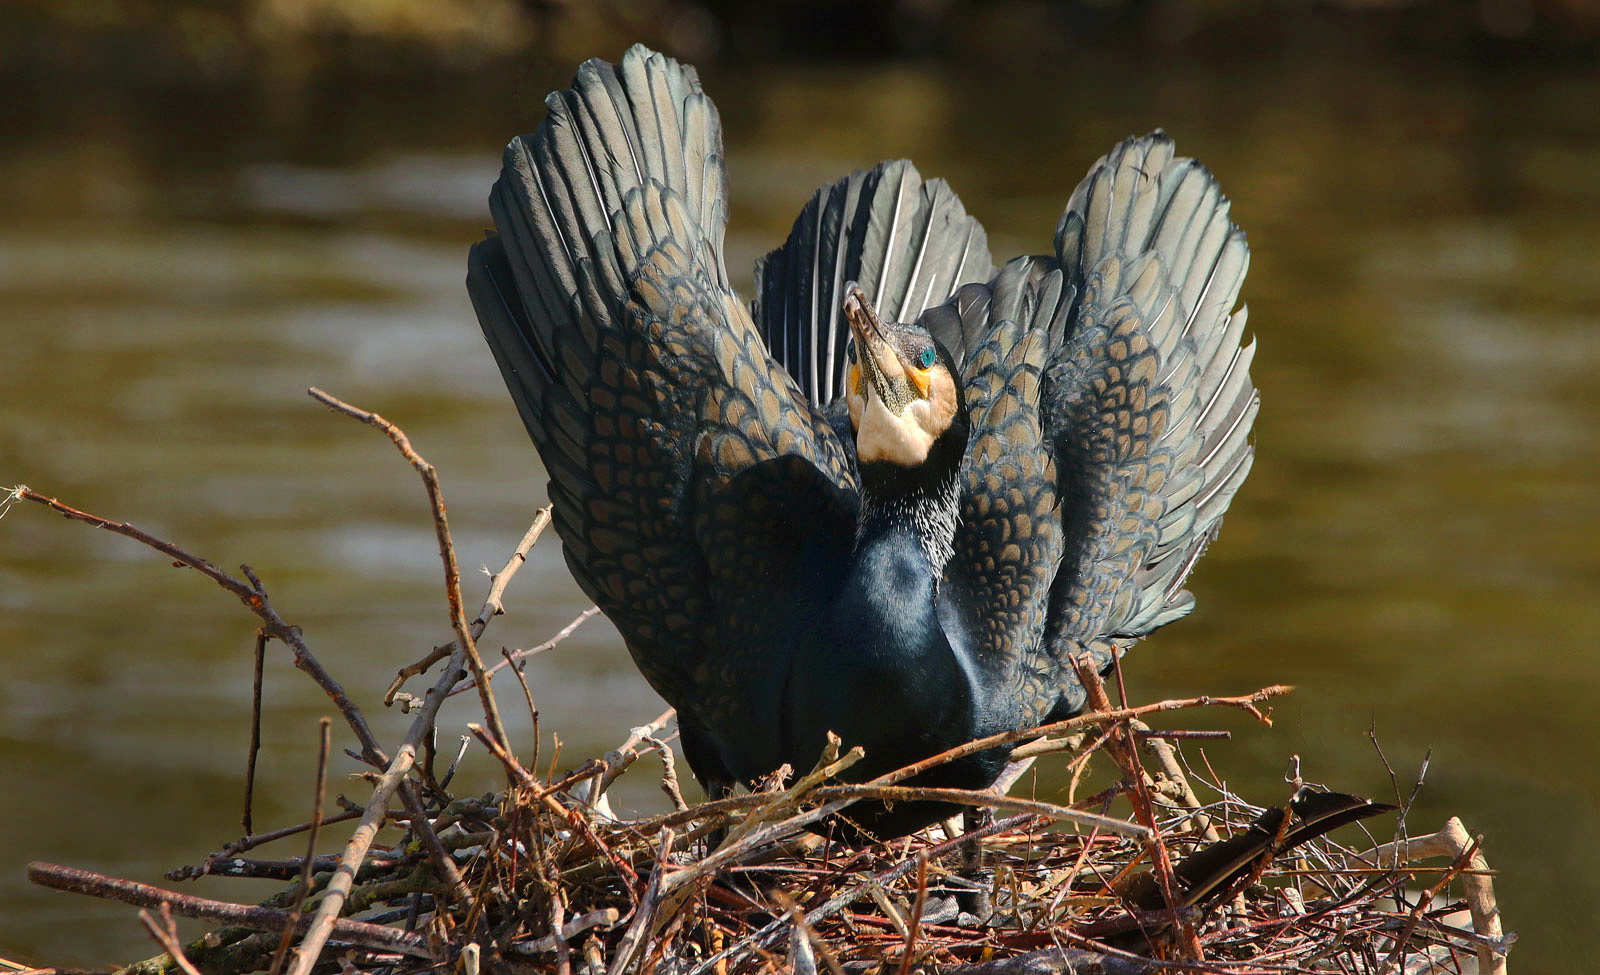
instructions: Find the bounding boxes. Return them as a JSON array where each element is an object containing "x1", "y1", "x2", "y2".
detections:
[{"x1": 918, "y1": 347, "x2": 936, "y2": 369}]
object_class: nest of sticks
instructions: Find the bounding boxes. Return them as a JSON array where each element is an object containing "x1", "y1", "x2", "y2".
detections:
[{"x1": 6, "y1": 391, "x2": 1512, "y2": 975}]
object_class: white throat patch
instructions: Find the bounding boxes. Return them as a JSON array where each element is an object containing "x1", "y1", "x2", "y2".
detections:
[{"x1": 852, "y1": 392, "x2": 937, "y2": 466}]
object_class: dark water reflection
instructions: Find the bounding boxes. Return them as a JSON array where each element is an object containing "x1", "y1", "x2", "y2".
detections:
[{"x1": 3, "y1": 49, "x2": 1597, "y2": 971}]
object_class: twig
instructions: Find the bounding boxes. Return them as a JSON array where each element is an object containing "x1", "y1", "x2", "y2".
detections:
[
  {"x1": 607, "y1": 829, "x2": 675, "y2": 974},
  {"x1": 587, "y1": 709, "x2": 678, "y2": 808},
  {"x1": 285, "y1": 637, "x2": 497, "y2": 975},
  {"x1": 244, "y1": 629, "x2": 267, "y2": 837},
  {"x1": 28, "y1": 862, "x2": 430, "y2": 958},
  {"x1": 1130, "y1": 720, "x2": 1220, "y2": 843},
  {"x1": 390, "y1": 509, "x2": 553, "y2": 703},
  {"x1": 451, "y1": 605, "x2": 601, "y2": 697},
  {"x1": 805, "y1": 785, "x2": 1148, "y2": 838},
  {"x1": 308, "y1": 387, "x2": 513, "y2": 758},
  {"x1": 505, "y1": 909, "x2": 621, "y2": 956},
  {"x1": 686, "y1": 814, "x2": 1038, "y2": 975},
  {"x1": 862, "y1": 684, "x2": 1290, "y2": 791},
  {"x1": 213, "y1": 810, "x2": 365, "y2": 860},
  {"x1": 138, "y1": 904, "x2": 203, "y2": 975},
  {"x1": 13, "y1": 487, "x2": 388, "y2": 767},
  {"x1": 1075, "y1": 654, "x2": 1200, "y2": 961},
  {"x1": 897, "y1": 854, "x2": 929, "y2": 975},
  {"x1": 469, "y1": 724, "x2": 642, "y2": 894},
  {"x1": 270, "y1": 718, "x2": 333, "y2": 975}
]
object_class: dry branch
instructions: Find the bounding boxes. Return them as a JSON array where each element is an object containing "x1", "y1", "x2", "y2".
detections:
[{"x1": 27, "y1": 863, "x2": 430, "y2": 959}]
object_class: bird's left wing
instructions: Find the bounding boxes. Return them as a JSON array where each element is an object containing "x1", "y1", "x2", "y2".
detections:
[
  {"x1": 466, "y1": 47, "x2": 855, "y2": 730},
  {"x1": 1039, "y1": 133, "x2": 1258, "y2": 717}
]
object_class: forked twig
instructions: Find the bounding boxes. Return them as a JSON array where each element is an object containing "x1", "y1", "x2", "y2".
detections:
[{"x1": 308, "y1": 387, "x2": 512, "y2": 756}]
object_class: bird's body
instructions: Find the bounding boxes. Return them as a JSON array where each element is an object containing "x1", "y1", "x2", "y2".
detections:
[{"x1": 467, "y1": 46, "x2": 1257, "y2": 836}]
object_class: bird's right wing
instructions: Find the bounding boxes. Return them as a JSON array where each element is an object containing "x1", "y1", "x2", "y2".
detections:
[
  {"x1": 1038, "y1": 132, "x2": 1258, "y2": 716},
  {"x1": 466, "y1": 47, "x2": 856, "y2": 726}
]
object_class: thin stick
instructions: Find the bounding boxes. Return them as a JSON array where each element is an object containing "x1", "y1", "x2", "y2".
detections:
[
  {"x1": 270, "y1": 718, "x2": 333, "y2": 975},
  {"x1": 805, "y1": 785, "x2": 1147, "y2": 838},
  {"x1": 14, "y1": 487, "x2": 388, "y2": 767},
  {"x1": 451, "y1": 605, "x2": 601, "y2": 697},
  {"x1": 686, "y1": 814, "x2": 1037, "y2": 975},
  {"x1": 28, "y1": 862, "x2": 429, "y2": 958},
  {"x1": 243, "y1": 628, "x2": 267, "y2": 837},
  {"x1": 1362, "y1": 818, "x2": 1506, "y2": 975},
  {"x1": 1077, "y1": 654, "x2": 1200, "y2": 960},
  {"x1": 863, "y1": 684, "x2": 1290, "y2": 790},
  {"x1": 468, "y1": 724, "x2": 642, "y2": 894},
  {"x1": 606, "y1": 828, "x2": 674, "y2": 975},
  {"x1": 390, "y1": 509, "x2": 553, "y2": 703},
  {"x1": 286, "y1": 629, "x2": 492, "y2": 975},
  {"x1": 214, "y1": 810, "x2": 365, "y2": 860},
  {"x1": 897, "y1": 854, "x2": 929, "y2": 975},
  {"x1": 139, "y1": 903, "x2": 203, "y2": 975},
  {"x1": 308, "y1": 387, "x2": 512, "y2": 757}
]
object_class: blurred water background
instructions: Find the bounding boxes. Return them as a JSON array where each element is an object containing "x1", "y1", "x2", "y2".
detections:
[{"x1": 2, "y1": 1, "x2": 1598, "y2": 971}]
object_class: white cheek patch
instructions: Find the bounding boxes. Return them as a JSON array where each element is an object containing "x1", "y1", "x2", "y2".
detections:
[{"x1": 856, "y1": 392, "x2": 936, "y2": 465}]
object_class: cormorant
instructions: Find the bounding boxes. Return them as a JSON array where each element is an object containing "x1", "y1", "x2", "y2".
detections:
[{"x1": 466, "y1": 46, "x2": 1257, "y2": 836}]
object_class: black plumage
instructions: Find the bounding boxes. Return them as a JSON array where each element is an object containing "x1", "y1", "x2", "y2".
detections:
[{"x1": 466, "y1": 45, "x2": 1258, "y2": 837}]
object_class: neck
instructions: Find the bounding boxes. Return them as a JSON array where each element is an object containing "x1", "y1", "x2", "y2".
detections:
[{"x1": 856, "y1": 465, "x2": 961, "y2": 583}]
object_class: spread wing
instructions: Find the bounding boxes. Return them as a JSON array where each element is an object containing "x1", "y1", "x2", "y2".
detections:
[
  {"x1": 920, "y1": 133, "x2": 1256, "y2": 722},
  {"x1": 753, "y1": 159, "x2": 994, "y2": 414},
  {"x1": 464, "y1": 46, "x2": 856, "y2": 752},
  {"x1": 1039, "y1": 132, "x2": 1258, "y2": 716}
]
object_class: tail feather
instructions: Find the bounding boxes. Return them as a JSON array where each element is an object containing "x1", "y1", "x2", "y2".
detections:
[{"x1": 754, "y1": 160, "x2": 993, "y2": 406}]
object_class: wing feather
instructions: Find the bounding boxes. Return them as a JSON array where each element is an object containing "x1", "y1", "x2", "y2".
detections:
[
  {"x1": 465, "y1": 46, "x2": 851, "y2": 741},
  {"x1": 1036, "y1": 132, "x2": 1258, "y2": 717}
]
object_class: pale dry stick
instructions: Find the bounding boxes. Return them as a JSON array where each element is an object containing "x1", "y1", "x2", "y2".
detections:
[
  {"x1": 13, "y1": 487, "x2": 389, "y2": 767},
  {"x1": 649, "y1": 732, "x2": 690, "y2": 812},
  {"x1": 772, "y1": 891, "x2": 846, "y2": 975},
  {"x1": 1130, "y1": 719, "x2": 1221, "y2": 844},
  {"x1": 504, "y1": 909, "x2": 621, "y2": 956},
  {"x1": 1363, "y1": 818, "x2": 1507, "y2": 975},
  {"x1": 309, "y1": 387, "x2": 512, "y2": 756},
  {"x1": 28, "y1": 862, "x2": 430, "y2": 958},
  {"x1": 452, "y1": 605, "x2": 603, "y2": 697},
  {"x1": 585, "y1": 708, "x2": 678, "y2": 809},
  {"x1": 390, "y1": 508, "x2": 554, "y2": 703},
  {"x1": 138, "y1": 903, "x2": 204, "y2": 975},
  {"x1": 1381, "y1": 834, "x2": 1485, "y2": 974}
]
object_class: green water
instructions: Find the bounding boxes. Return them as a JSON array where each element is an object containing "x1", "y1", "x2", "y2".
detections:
[{"x1": 3, "y1": 48, "x2": 1597, "y2": 971}]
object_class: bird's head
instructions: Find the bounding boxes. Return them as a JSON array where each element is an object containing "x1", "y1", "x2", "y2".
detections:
[{"x1": 843, "y1": 283, "x2": 968, "y2": 483}]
